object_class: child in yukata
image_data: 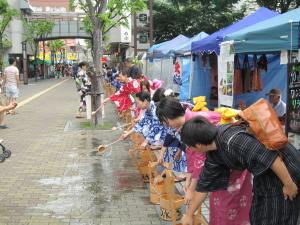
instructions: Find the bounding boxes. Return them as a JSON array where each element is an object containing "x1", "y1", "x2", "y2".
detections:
[
  {"x1": 103, "y1": 68, "x2": 140, "y2": 113},
  {"x1": 158, "y1": 128, "x2": 187, "y2": 174},
  {"x1": 180, "y1": 116, "x2": 300, "y2": 225},
  {"x1": 156, "y1": 97, "x2": 253, "y2": 225},
  {"x1": 121, "y1": 91, "x2": 166, "y2": 149}
]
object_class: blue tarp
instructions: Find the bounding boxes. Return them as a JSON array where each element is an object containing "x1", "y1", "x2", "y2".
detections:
[
  {"x1": 179, "y1": 57, "x2": 191, "y2": 100},
  {"x1": 173, "y1": 32, "x2": 209, "y2": 55},
  {"x1": 191, "y1": 7, "x2": 278, "y2": 55},
  {"x1": 189, "y1": 54, "x2": 287, "y2": 109},
  {"x1": 190, "y1": 55, "x2": 211, "y2": 101},
  {"x1": 225, "y1": 8, "x2": 300, "y2": 53},
  {"x1": 233, "y1": 55, "x2": 287, "y2": 107},
  {"x1": 152, "y1": 35, "x2": 190, "y2": 58}
]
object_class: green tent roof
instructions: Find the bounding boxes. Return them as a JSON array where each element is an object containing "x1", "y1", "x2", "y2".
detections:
[{"x1": 225, "y1": 8, "x2": 300, "y2": 53}]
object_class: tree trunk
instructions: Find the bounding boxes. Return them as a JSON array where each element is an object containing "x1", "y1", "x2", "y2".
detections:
[
  {"x1": 42, "y1": 40, "x2": 46, "y2": 79},
  {"x1": 91, "y1": 25, "x2": 104, "y2": 125},
  {"x1": 34, "y1": 41, "x2": 39, "y2": 82},
  {"x1": 0, "y1": 34, "x2": 3, "y2": 73}
]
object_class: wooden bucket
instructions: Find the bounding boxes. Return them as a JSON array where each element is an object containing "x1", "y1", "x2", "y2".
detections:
[
  {"x1": 131, "y1": 133, "x2": 144, "y2": 149},
  {"x1": 149, "y1": 181, "x2": 165, "y2": 204},
  {"x1": 140, "y1": 149, "x2": 157, "y2": 163},
  {"x1": 159, "y1": 194, "x2": 184, "y2": 221},
  {"x1": 192, "y1": 208, "x2": 209, "y2": 225},
  {"x1": 137, "y1": 162, "x2": 150, "y2": 183}
]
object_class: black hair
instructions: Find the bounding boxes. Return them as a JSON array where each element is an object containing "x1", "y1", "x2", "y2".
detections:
[
  {"x1": 156, "y1": 97, "x2": 185, "y2": 124},
  {"x1": 140, "y1": 80, "x2": 151, "y2": 92},
  {"x1": 181, "y1": 116, "x2": 217, "y2": 147},
  {"x1": 135, "y1": 70, "x2": 142, "y2": 79},
  {"x1": 152, "y1": 87, "x2": 166, "y2": 103},
  {"x1": 78, "y1": 61, "x2": 88, "y2": 68},
  {"x1": 120, "y1": 68, "x2": 130, "y2": 77},
  {"x1": 135, "y1": 91, "x2": 151, "y2": 102},
  {"x1": 8, "y1": 57, "x2": 16, "y2": 65}
]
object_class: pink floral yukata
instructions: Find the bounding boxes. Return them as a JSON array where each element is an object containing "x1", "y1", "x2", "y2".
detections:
[{"x1": 184, "y1": 108, "x2": 252, "y2": 225}]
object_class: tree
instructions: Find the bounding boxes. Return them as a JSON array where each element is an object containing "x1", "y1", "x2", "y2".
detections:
[
  {"x1": 23, "y1": 19, "x2": 55, "y2": 81},
  {"x1": 46, "y1": 40, "x2": 65, "y2": 65},
  {"x1": 153, "y1": 0, "x2": 245, "y2": 43},
  {"x1": 0, "y1": 0, "x2": 18, "y2": 72},
  {"x1": 69, "y1": 0, "x2": 146, "y2": 76},
  {"x1": 69, "y1": 0, "x2": 146, "y2": 125},
  {"x1": 256, "y1": 0, "x2": 300, "y2": 13}
]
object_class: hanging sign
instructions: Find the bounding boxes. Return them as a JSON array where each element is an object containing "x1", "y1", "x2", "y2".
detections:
[
  {"x1": 218, "y1": 41, "x2": 234, "y2": 107},
  {"x1": 287, "y1": 62, "x2": 300, "y2": 134},
  {"x1": 173, "y1": 57, "x2": 182, "y2": 86}
]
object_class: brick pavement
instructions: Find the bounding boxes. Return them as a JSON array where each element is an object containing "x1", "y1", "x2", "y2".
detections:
[{"x1": 0, "y1": 79, "x2": 161, "y2": 225}]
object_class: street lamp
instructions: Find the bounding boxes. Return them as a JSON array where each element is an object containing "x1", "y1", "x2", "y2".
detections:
[{"x1": 21, "y1": 41, "x2": 28, "y2": 85}]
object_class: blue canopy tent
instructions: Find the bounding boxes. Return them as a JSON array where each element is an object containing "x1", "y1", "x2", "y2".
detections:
[
  {"x1": 191, "y1": 7, "x2": 278, "y2": 55},
  {"x1": 169, "y1": 32, "x2": 209, "y2": 100},
  {"x1": 224, "y1": 8, "x2": 300, "y2": 53},
  {"x1": 188, "y1": 7, "x2": 278, "y2": 107},
  {"x1": 223, "y1": 9, "x2": 300, "y2": 108},
  {"x1": 152, "y1": 34, "x2": 190, "y2": 58},
  {"x1": 172, "y1": 32, "x2": 209, "y2": 56}
]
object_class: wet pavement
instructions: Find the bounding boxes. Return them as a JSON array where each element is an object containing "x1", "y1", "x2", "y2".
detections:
[{"x1": 0, "y1": 79, "x2": 161, "y2": 225}]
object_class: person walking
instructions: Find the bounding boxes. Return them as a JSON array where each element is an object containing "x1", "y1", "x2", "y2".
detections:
[
  {"x1": 3, "y1": 57, "x2": 20, "y2": 115},
  {"x1": 75, "y1": 61, "x2": 90, "y2": 118}
]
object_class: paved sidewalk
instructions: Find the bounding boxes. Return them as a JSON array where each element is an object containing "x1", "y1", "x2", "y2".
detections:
[{"x1": 0, "y1": 79, "x2": 161, "y2": 225}]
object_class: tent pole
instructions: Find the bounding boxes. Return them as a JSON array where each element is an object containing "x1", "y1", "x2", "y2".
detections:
[{"x1": 189, "y1": 54, "x2": 194, "y2": 100}]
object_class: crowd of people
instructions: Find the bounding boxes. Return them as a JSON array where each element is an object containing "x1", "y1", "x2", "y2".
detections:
[{"x1": 99, "y1": 58, "x2": 299, "y2": 225}]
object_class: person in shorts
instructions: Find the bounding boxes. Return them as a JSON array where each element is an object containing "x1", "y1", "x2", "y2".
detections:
[{"x1": 3, "y1": 58, "x2": 19, "y2": 115}]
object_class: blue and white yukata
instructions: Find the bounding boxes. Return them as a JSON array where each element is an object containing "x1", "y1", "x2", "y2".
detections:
[
  {"x1": 163, "y1": 129, "x2": 187, "y2": 173},
  {"x1": 133, "y1": 101, "x2": 166, "y2": 146}
]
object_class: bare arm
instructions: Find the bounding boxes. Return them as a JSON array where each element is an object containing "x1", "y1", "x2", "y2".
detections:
[
  {"x1": 185, "y1": 178, "x2": 198, "y2": 205},
  {"x1": 158, "y1": 147, "x2": 166, "y2": 164},
  {"x1": 182, "y1": 191, "x2": 208, "y2": 225},
  {"x1": 0, "y1": 103, "x2": 17, "y2": 113},
  {"x1": 121, "y1": 129, "x2": 134, "y2": 140},
  {"x1": 3, "y1": 72, "x2": 7, "y2": 85},
  {"x1": 16, "y1": 74, "x2": 20, "y2": 88},
  {"x1": 271, "y1": 156, "x2": 298, "y2": 200}
]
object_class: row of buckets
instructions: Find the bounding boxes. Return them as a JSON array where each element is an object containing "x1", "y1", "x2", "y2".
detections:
[{"x1": 103, "y1": 81, "x2": 208, "y2": 225}]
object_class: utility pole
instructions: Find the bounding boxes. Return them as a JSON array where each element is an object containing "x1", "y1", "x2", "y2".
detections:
[
  {"x1": 21, "y1": 41, "x2": 28, "y2": 85},
  {"x1": 133, "y1": 13, "x2": 137, "y2": 57},
  {"x1": 149, "y1": 0, "x2": 153, "y2": 47}
]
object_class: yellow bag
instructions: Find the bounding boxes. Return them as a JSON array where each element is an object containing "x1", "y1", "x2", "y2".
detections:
[{"x1": 192, "y1": 96, "x2": 208, "y2": 112}]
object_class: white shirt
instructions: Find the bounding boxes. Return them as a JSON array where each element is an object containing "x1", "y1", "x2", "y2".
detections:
[
  {"x1": 4, "y1": 65, "x2": 19, "y2": 87},
  {"x1": 273, "y1": 100, "x2": 286, "y2": 117}
]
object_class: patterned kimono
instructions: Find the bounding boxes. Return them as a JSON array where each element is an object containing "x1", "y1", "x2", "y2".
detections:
[
  {"x1": 184, "y1": 109, "x2": 252, "y2": 225},
  {"x1": 75, "y1": 70, "x2": 91, "y2": 110},
  {"x1": 163, "y1": 129, "x2": 187, "y2": 173},
  {"x1": 133, "y1": 101, "x2": 166, "y2": 145},
  {"x1": 197, "y1": 124, "x2": 300, "y2": 225},
  {"x1": 109, "y1": 78, "x2": 140, "y2": 112}
]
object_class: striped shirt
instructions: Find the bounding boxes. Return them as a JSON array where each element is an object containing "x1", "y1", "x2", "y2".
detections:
[{"x1": 196, "y1": 125, "x2": 300, "y2": 196}]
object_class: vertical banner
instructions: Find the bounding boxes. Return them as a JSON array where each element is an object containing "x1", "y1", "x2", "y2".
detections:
[
  {"x1": 173, "y1": 57, "x2": 182, "y2": 86},
  {"x1": 287, "y1": 62, "x2": 300, "y2": 133},
  {"x1": 287, "y1": 62, "x2": 300, "y2": 149},
  {"x1": 218, "y1": 41, "x2": 234, "y2": 107}
]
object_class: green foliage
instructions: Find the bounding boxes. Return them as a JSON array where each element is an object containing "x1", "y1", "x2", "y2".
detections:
[
  {"x1": 46, "y1": 40, "x2": 65, "y2": 52},
  {"x1": 256, "y1": 0, "x2": 300, "y2": 13},
  {"x1": 153, "y1": 0, "x2": 245, "y2": 43},
  {"x1": 0, "y1": 0, "x2": 19, "y2": 70},
  {"x1": 0, "y1": 0, "x2": 19, "y2": 35},
  {"x1": 2, "y1": 36, "x2": 11, "y2": 48},
  {"x1": 70, "y1": 0, "x2": 146, "y2": 35},
  {"x1": 23, "y1": 19, "x2": 55, "y2": 54}
]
